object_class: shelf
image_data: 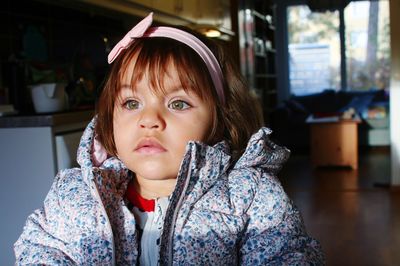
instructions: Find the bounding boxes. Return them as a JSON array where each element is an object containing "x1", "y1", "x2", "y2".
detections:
[
  {"x1": 254, "y1": 37, "x2": 276, "y2": 57},
  {"x1": 239, "y1": 0, "x2": 277, "y2": 123},
  {"x1": 252, "y1": 10, "x2": 267, "y2": 21},
  {"x1": 252, "y1": 7, "x2": 276, "y2": 28},
  {"x1": 0, "y1": 110, "x2": 94, "y2": 128}
]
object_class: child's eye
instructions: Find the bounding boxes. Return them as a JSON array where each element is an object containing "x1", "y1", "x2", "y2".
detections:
[
  {"x1": 168, "y1": 100, "x2": 191, "y2": 110},
  {"x1": 124, "y1": 100, "x2": 140, "y2": 110}
]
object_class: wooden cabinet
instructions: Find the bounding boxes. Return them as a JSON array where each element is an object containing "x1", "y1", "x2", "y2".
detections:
[
  {"x1": 307, "y1": 116, "x2": 361, "y2": 169},
  {"x1": 55, "y1": 131, "x2": 84, "y2": 170},
  {"x1": 71, "y1": 0, "x2": 233, "y2": 39},
  {"x1": 238, "y1": 0, "x2": 277, "y2": 124},
  {"x1": 88, "y1": 0, "x2": 232, "y2": 32},
  {"x1": 150, "y1": 0, "x2": 230, "y2": 27}
]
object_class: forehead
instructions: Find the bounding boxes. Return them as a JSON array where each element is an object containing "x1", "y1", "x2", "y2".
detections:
[
  {"x1": 121, "y1": 55, "x2": 177, "y2": 82},
  {"x1": 119, "y1": 53, "x2": 197, "y2": 97}
]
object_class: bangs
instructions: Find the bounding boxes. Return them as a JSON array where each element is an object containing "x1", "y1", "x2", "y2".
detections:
[{"x1": 118, "y1": 38, "x2": 217, "y2": 104}]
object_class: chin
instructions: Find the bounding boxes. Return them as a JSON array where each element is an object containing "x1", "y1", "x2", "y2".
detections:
[{"x1": 130, "y1": 163, "x2": 178, "y2": 181}]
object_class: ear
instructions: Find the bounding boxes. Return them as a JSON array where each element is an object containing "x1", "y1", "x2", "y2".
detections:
[{"x1": 92, "y1": 136, "x2": 109, "y2": 166}]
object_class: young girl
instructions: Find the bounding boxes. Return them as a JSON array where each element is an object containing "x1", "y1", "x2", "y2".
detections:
[{"x1": 15, "y1": 13, "x2": 324, "y2": 265}]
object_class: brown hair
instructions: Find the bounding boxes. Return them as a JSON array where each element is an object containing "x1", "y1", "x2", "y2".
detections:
[{"x1": 95, "y1": 29, "x2": 263, "y2": 160}]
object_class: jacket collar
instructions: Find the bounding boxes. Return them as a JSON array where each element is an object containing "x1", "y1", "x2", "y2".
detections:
[
  {"x1": 76, "y1": 117, "x2": 232, "y2": 192},
  {"x1": 233, "y1": 127, "x2": 290, "y2": 175},
  {"x1": 76, "y1": 119, "x2": 289, "y2": 195}
]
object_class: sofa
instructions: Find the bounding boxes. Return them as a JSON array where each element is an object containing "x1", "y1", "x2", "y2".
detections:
[{"x1": 268, "y1": 89, "x2": 389, "y2": 153}]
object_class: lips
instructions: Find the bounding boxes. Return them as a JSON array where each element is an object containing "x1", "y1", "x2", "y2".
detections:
[{"x1": 134, "y1": 138, "x2": 167, "y2": 154}]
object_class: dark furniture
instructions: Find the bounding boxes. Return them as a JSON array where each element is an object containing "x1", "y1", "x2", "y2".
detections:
[{"x1": 269, "y1": 89, "x2": 389, "y2": 152}]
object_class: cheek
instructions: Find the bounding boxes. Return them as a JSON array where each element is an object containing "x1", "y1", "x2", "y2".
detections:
[
  {"x1": 173, "y1": 115, "x2": 212, "y2": 148},
  {"x1": 112, "y1": 125, "x2": 124, "y2": 154},
  {"x1": 113, "y1": 115, "x2": 121, "y2": 145},
  {"x1": 192, "y1": 110, "x2": 214, "y2": 140},
  {"x1": 113, "y1": 114, "x2": 134, "y2": 154}
]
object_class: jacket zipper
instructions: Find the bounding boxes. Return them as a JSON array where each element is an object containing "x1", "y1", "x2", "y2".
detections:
[
  {"x1": 89, "y1": 169, "x2": 116, "y2": 266},
  {"x1": 166, "y1": 156, "x2": 195, "y2": 265}
]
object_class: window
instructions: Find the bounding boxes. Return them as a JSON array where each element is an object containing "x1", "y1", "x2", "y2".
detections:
[
  {"x1": 287, "y1": 1, "x2": 390, "y2": 95},
  {"x1": 345, "y1": 1, "x2": 390, "y2": 91},
  {"x1": 288, "y1": 5, "x2": 340, "y2": 95}
]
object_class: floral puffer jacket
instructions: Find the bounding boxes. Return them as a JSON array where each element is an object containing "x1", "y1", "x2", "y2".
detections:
[{"x1": 15, "y1": 118, "x2": 324, "y2": 265}]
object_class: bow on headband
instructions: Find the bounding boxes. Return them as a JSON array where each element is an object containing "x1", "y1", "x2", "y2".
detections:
[
  {"x1": 107, "y1": 12, "x2": 225, "y2": 104},
  {"x1": 108, "y1": 13, "x2": 152, "y2": 64}
]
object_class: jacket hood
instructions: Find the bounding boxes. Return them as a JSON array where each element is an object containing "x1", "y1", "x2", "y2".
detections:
[
  {"x1": 234, "y1": 127, "x2": 290, "y2": 174},
  {"x1": 76, "y1": 117, "x2": 127, "y2": 171}
]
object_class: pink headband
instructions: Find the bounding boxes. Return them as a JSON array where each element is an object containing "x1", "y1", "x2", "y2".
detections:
[{"x1": 108, "y1": 12, "x2": 225, "y2": 104}]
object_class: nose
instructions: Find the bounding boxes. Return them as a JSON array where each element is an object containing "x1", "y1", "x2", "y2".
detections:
[{"x1": 138, "y1": 106, "x2": 165, "y2": 130}]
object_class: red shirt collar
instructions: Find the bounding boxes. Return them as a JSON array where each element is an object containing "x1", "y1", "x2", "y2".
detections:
[{"x1": 125, "y1": 180, "x2": 155, "y2": 212}]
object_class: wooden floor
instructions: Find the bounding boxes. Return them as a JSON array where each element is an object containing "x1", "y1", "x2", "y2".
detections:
[{"x1": 279, "y1": 148, "x2": 399, "y2": 266}]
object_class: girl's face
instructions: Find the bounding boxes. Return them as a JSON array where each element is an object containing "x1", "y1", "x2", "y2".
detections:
[{"x1": 113, "y1": 60, "x2": 213, "y2": 182}]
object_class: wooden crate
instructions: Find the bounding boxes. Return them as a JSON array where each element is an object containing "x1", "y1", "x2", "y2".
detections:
[{"x1": 309, "y1": 118, "x2": 360, "y2": 169}]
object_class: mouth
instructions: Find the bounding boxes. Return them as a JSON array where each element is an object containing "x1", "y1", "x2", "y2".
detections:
[{"x1": 134, "y1": 138, "x2": 167, "y2": 155}]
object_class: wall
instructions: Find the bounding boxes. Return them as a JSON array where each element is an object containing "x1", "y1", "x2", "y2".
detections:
[{"x1": 390, "y1": 0, "x2": 400, "y2": 185}]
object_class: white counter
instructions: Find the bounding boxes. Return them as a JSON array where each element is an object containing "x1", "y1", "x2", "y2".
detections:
[{"x1": 0, "y1": 110, "x2": 93, "y2": 265}]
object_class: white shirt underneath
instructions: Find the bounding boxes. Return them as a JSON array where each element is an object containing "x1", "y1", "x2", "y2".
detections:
[{"x1": 131, "y1": 197, "x2": 170, "y2": 266}]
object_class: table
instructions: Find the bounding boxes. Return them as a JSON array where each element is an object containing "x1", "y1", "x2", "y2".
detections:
[{"x1": 306, "y1": 115, "x2": 361, "y2": 169}]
